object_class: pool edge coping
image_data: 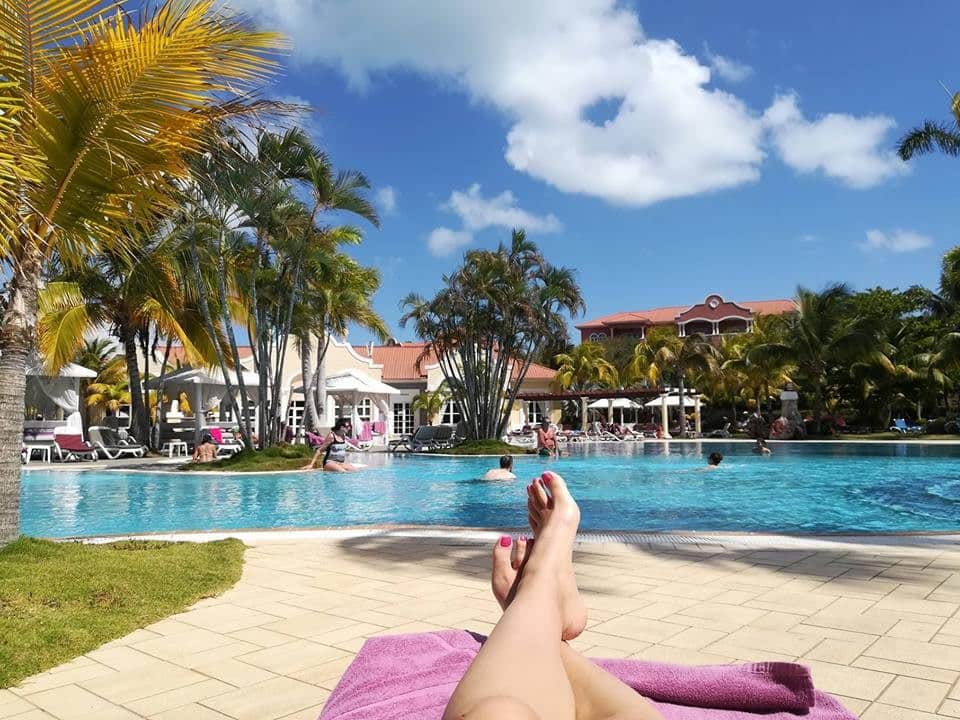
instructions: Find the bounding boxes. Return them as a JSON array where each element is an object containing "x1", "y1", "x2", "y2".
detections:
[{"x1": 74, "y1": 526, "x2": 960, "y2": 551}]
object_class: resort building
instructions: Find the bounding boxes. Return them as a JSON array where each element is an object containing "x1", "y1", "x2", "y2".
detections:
[
  {"x1": 147, "y1": 337, "x2": 559, "y2": 445},
  {"x1": 576, "y1": 294, "x2": 798, "y2": 343}
]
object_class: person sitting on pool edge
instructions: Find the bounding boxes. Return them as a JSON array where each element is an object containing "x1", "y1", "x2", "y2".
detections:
[
  {"x1": 752, "y1": 438, "x2": 772, "y2": 455},
  {"x1": 192, "y1": 433, "x2": 218, "y2": 464},
  {"x1": 302, "y1": 418, "x2": 359, "y2": 472},
  {"x1": 535, "y1": 418, "x2": 559, "y2": 457},
  {"x1": 706, "y1": 451, "x2": 723, "y2": 469},
  {"x1": 483, "y1": 455, "x2": 517, "y2": 481}
]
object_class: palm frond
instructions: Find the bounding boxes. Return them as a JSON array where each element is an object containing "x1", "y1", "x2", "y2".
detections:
[{"x1": 897, "y1": 121, "x2": 960, "y2": 160}]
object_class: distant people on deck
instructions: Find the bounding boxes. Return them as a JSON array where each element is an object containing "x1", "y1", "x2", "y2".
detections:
[
  {"x1": 192, "y1": 433, "x2": 218, "y2": 464},
  {"x1": 483, "y1": 455, "x2": 517, "y2": 481},
  {"x1": 752, "y1": 438, "x2": 772, "y2": 455},
  {"x1": 535, "y1": 419, "x2": 558, "y2": 458},
  {"x1": 302, "y1": 418, "x2": 359, "y2": 472}
]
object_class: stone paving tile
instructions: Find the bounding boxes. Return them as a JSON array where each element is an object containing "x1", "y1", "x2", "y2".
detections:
[
  {"x1": 877, "y1": 676, "x2": 950, "y2": 712},
  {"x1": 11, "y1": 535, "x2": 960, "y2": 719}
]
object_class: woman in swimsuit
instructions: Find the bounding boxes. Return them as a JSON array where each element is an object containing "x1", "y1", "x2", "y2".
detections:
[
  {"x1": 535, "y1": 419, "x2": 558, "y2": 458},
  {"x1": 302, "y1": 418, "x2": 359, "y2": 472}
]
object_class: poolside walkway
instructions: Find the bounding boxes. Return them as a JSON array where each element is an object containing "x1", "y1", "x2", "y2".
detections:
[{"x1": 5, "y1": 533, "x2": 960, "y2": 720}]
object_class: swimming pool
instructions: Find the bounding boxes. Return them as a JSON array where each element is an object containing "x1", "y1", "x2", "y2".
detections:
[{"x1": 19, "y1": 442, "x2": 960, "y2": 537}]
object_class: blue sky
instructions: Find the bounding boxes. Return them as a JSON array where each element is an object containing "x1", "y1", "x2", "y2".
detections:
[{"x1": 231, "y1": 0, "x2": 958, "y2": 343}]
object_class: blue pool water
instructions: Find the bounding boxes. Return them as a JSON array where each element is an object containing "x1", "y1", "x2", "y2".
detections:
[{"x1": 20, "y1": 442, "x2": 960, "y2": 537}]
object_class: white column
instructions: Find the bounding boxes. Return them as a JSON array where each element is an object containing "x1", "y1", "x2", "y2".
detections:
[
  {"x1": 351, "y1": 390, "x2": 360, "y2": 438},
  {"x1": 580, "y1": 396, "x2": 588, "y2": 432},
  {"x1": 694, "y1": 395, "x2": 702, "y2": 437},
  {"x1": 660, "y1": 395, "x2": 672, "y2": 439},
  {"x1": 606, "y1": 399, "x2": 613, "y2": 424},
  {"x1": 193, "y1": 380, "x2": 203, "y2": 444}
]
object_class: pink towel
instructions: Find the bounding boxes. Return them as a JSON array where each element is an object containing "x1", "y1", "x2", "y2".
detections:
[
  {"x1": 355, "y1": 422, "x2": 373, "y2": 442},
  {"x1": 207, "y1": 427, "x2": 223, "y2": 444},
  {"x1": 318, "y1": 630, "x2": 854, "y2": 720}
]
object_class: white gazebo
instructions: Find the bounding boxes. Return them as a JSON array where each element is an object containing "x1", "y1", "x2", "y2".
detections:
[
  {"x1": 323, "y1": 369, "x2": 399, "y2": 447},
  {"x1": 147, "y1": 366, "x2": 261, "y2": 441},
  {"x1": 587, "y1": 397, "x2": 642, "y2": 424},
  {"x1": 644, "y1": 390, "x2": 706, "y2": 438},
  {"x1": 24, "y1": 360, "x2": 97, "y2": 429}
]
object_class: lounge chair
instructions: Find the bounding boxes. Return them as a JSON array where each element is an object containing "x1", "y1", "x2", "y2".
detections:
[
  {"x1": 388, "y1": 425, "x2": 438, "y2": 452},
  {"x1": 430, "y1": 425, "x2": 455, "y2": 449},
  {"x1": 707, "y1": 423, "x2": 732, "y2": 439},
  {"x1": 890, "y1": 418, "x2": 922, "y2": 434},
  {"x1": 53, "y1": 431, "x2": 97, "y2": 461},
  {"x1": 89, "y1": 426, "x2": 147, "y2": 459}
]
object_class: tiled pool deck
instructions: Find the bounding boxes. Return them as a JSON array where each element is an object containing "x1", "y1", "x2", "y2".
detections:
[{"x1": 5, "y1": 531, "x2": 960, "y2": 720}]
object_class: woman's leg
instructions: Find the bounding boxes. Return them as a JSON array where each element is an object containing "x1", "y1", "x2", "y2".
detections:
[
  {"x1": 515, "y1": 473, "x2": 665, "y2": 720},
  {"x1": 322, "y1": 461, "x2": 348, "y2": 472},
  {"x1": 442, "y1": 473, "x2": 586, "y2": 720}
]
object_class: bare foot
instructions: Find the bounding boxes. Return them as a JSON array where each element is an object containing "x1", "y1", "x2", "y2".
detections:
[
  {"x1": 523, "y1": 471, "x2": 587, "y2": 640},
  {"x1": 491, "y1": 534, "x2": 528, "y2": 610}
]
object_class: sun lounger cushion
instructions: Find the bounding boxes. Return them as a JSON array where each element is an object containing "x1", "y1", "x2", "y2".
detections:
[{"x1": 318, "y1": 630, "x2": 854, "y2": 720}]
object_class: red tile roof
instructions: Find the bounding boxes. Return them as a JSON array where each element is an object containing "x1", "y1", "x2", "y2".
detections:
[
  {"x1": 577, "y1": 298, "x2": 798, "y2": 329},
  {"x1": 355, "y1": 342, "x2": 556, "y2": 382}
]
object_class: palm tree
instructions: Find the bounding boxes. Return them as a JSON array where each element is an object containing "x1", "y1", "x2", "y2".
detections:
[
  {"x1": 294, "y1": 252, "x2": 387, "y2": 433},
  {"x1": 723, "y1": 315, "x2": 793, "y2": 416},
  {"x1": 411, "y1": 384, "x2": 451, "y2": 426},
  {"x1": 554, "y1": 343, "x2": 619, "y2": 391},
  {"x1": 401, "y1": 230, "x2": 584, "y2": 440},
  {"x1": 628, "y1": 327, "x2": 718, "y2": 436},
  {"x1": 897, "y1": 91, "x2": 960, "y2": 160},
  {"x1": 553, "y1": 342, "x2": 618, "y2": 425},
  {"x1": 753, "y1": 284, "x2": 876, "y2": 434},
  {"x1": 86, "y1": 379, "x2": 131, "y2": 420},
  {"x1": 38, "y1": 226, "x2": 220, "y2": 444},
  {"x1": 0, "y1": 1, "x2": 283, "y2": 542},
  {"x1": 71, "y1": 339, "x2": 124, "y2": 432}
]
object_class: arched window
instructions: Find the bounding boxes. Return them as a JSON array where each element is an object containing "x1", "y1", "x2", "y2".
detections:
[
  {"x1": 589, "y1": 332, "x2": 606, "y2": 342},
  {"x1": 441, "y1": 400, "x2": 462, "y2": 425}
]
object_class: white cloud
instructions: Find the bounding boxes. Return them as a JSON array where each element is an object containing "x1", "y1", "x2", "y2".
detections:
[
  {"x1": 232, "y1": 1, "x2": 904, "y2": 204},
  {"x1": 427, "y1": 227, "x2": 473, "y2": 256},
  {"x1": 426, "y1": 184, "x2": 560, "y2": 256},
  {"x1": 704, "y1": 45, "x2": 752, "y2": 83},
  {"x1": 376, "y1": 186, "x2": 398, "y2": 215},
  {"x1": 860, "y1": 229, "x2": 933, "y2": 253},
  {"x1": 445, "y1": 184, "x2": 562, "y2": 233},
  {"x1": 797, "y1": 233, "x2": 818, "y2": 243},
  {"x1": 763, "y1": 94, "x2": 908, "y2": 189}
]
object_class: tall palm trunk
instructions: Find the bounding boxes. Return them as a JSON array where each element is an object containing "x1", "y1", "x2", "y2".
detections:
[
  {"x1": 121, "y1": 327, "x2": 150, "y2": 445},
  {"x1": 299, "y1": 335, "x2": 319, "y2": 433},
  {"x1": 812, "y1": 382, "x2": 824, "y2": 435},
  {"x1": 677, "y1": 365, "x2": 686, "y2": 438},
  {"x1": 0, "y1": 247, "x2": 42, "y2": 543}
]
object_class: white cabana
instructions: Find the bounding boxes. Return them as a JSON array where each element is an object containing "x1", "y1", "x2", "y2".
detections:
[
  {"x1": 645, "y1": 392, "x2": 706, "y2": 438},
  {"x1": 322, "y1": 369, "x2": 399, "y2": 446},
  {"x1": 147, "y1": 366, "x2": 261, "y2": 441},
  {"x1": 588, "y1": 397, "x2": 642, "y2": 424},
  {"x1": 24, "y1": 360, "x2": 97, "y2": 428}
]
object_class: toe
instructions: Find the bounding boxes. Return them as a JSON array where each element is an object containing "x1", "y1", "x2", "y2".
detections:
[
  {"x1": 532, "y1": 478, "x2": 550, "y2": 508},
  {"x1": 493, "y1": 535, "x2": 513, "y2": 572},
  {"x1": 512, "y1": 535, "x2": 528, "y2": 569}
]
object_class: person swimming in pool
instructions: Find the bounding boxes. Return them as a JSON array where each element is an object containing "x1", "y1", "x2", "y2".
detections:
[
  {"x1": 752, "y1": 438, "x2": 772, "y2": 455},
  {"x1": 705, "y1": 451, "x2": 723, "y2": 469},
  {"x1": 535, "y1": 419, "x2": 558, "y2": 458},
  {"x1": 302, "y1": 418, "x2": 359, "y2": 472},
  {"x1": 483, "y1": 455, "x2": 517, "y2": 481}
]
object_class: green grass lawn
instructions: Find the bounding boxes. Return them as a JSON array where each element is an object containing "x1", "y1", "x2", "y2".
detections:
[
  {"x1": 429, "y1": 439, "x2": 535, "y2": 455},
  {"x1": 184, "y1": 444, "x2": 316, "y2": 472},
  {"x1": 0, "y1": 538, "x2": 244, "y2": 688},
  {"x1": 829, "y1": 432, "x2": 960, "y2": 441}
]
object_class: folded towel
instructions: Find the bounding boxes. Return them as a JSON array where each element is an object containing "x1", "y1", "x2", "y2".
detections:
[{"x1": 319, "y1": 630, "x2": 855, "y2": 720}]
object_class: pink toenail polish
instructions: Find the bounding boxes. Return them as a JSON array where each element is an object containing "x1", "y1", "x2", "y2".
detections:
[
  {"x1": 499, "y1": 535, "x2": 512, "y2": 547},
  {"x1": 520, "y1": 534, "x2": 527, "y2": 541}
]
